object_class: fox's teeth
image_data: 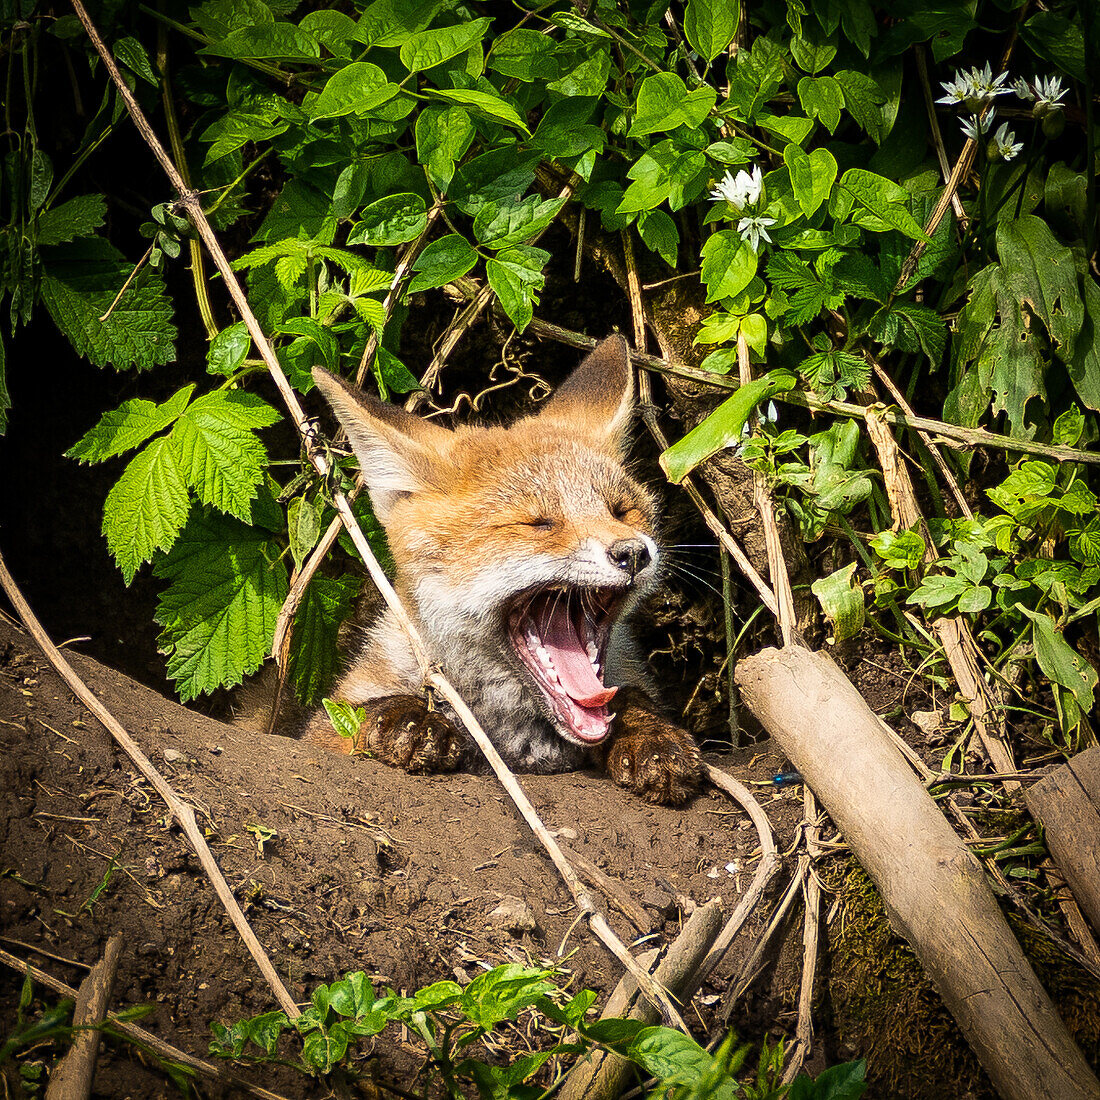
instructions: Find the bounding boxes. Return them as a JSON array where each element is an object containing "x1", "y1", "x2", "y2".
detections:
[
  {"x1": 585, "y1": 641, "x2": 599, "y2": 664},
  {"x1": 536, "y1": 645, "x2": 553, "y2": 669}
]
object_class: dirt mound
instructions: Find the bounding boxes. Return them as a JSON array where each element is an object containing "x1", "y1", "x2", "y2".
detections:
[{"x1": 0, "y1": 616, "x2": 800, "y2": 1095}]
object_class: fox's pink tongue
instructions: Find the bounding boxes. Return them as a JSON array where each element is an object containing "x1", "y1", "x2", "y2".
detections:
[{"x1": 539, "y1": 601, "x2": 617, "y2": 708}]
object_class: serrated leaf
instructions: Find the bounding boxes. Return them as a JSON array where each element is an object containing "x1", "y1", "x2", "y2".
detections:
[
  {"x1": 36, "y1": 194, "x2": 107, "y2": 247},
  {"x1": 67, "y1": 385, "x2": 195, "y2": 464},
  {"x1": 171, "y1": 390, "x2": 280, "y2": 521},
  {"x1": 289, "y1": 574, "x2": 358, "y2": 706},
  {"x1": 153, "y1": 510, "x2": 289, "y2": 701},
  {"x1": 104, "y1": 434, "x2": 190, "y2": 584},
  {"x1": 41, "y1": 238, "x2": 176, "y2": 371},
  {"x1": 399, "y1": 17, "x2": 490, "y2": 72}
]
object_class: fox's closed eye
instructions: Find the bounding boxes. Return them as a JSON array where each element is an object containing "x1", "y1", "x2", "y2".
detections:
[{"x1": 527, "y1": 517, "x2": 555, "y2": 531}]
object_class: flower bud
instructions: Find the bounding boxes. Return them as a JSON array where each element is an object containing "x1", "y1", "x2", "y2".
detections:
[{"x1": 1041, "y1": 108, "x2": 1065, "y2": 139}]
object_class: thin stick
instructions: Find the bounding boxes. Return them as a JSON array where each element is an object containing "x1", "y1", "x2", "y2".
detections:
[
  {"x1": 914, "y1": 45, "x2": 968, "y2": 228},
  {"x1": 558, "y1": 842, "x2": 652, "y2": 934},
  {"x1": 0, "y1": 550, "x2": 300, "y2": 1019},
  {"x1": 0, "y1": 948, "x2": 295, "y2": 1100},
  {"x1": 694, "y1": 763, "x2": 780, "y2": 987},
  {"x1": 449, "y1": 295, "x2": 1100, "y2": 466},
  {"x1": 44, "y1": 934, "x2": 123, "y2": 1100}
]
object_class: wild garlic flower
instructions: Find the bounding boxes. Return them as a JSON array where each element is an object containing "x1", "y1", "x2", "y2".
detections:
[
  {"x1": 710, "y1": 165, "x2": 764, "y2": 213},
  {"x1": 989, "y1": 122, "x2": 1023, "y2": 161},
  {"x1": 960, "y1": 110, "x2": 993, "y2": 143},
  {"x1": 938, "y1": 64, "x2": 1011, "y2": 112},
  {"x1": 737, "y1": 214, "x2": 775, "y2": 251},
  {"x1": 1014, "y1": 73, "x2": 1067, "y2": 109}
]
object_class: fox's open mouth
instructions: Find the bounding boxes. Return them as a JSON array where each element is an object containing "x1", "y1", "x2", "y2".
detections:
[{"x1": 507, "y1": 587, "x2": 624, "y2": 745}]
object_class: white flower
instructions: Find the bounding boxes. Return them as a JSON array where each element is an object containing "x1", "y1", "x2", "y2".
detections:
[
  {"x1": 940, "y1": 64, "x2": 1012, "y2": 112},
  {"x1": 990, "y1": 122, "x2": 1023, "y2": 161},
  {"x1": 959, "y1": 109, "x2": 995, "y2": 143},
  {"x1": 737, "y1": 214, "x2": 775, "y2": 251},
  {"x1": 1015, "y1": 73, "x2": 1067, "y2": 109},
  {"x1": 710, "y1": 165, "x2": 764, "y2": 213}
]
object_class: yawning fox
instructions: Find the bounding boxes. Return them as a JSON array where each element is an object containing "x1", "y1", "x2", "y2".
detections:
[{"x1": 303, "y1": 335, "x2": 702, "y2": 804}]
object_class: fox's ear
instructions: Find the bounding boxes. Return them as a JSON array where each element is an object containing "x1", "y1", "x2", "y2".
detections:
[
  {"x1": 311, "y1": 368, "x2": 449, "y2": 522},
  {"x1": 535, "y1": 334, "x2": 634, "y2": 454}
]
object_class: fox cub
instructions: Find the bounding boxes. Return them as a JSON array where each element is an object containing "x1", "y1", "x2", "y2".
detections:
[{"x1": 304, "y1": 335, "x2": 702, "y2": 804}]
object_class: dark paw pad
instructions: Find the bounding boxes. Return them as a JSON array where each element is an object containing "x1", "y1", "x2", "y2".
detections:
[
  {"x1": 364, "y1": 697, "x2": 465, "y2": 774},
  {"x1": 606, "y1": 722, "x2": 703, "y2": 805}
]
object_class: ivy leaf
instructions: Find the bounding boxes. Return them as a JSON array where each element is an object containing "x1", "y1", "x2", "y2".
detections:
[
  {"x1": 838, "y1": 169, "x2": 929, "y2": 241},
  {"x1": 448, "y1": 148, "x2": 539, "y2": 218},
  {"x1": 399, "y1": 17, "x2": 491, "y2": 72},
  {"x1": 683, "y1": 0, "x2": 739, "y2": 62},
  {"x1": 426, "y1": 88, "x2": 529, "y2": 134},
  {"x1": 347, "y1": 193, "x2": 427, "y2": 247},
  {"x1": 638, "y1": 210, "x2": 679, "y2": 268},
  {"x1": 153, "y1": 510, "x2": 289, "y2": 701},
  {"x1": 199, "y1": 22, "x2": 320, "y2": 62},
  {"x1": 628, "y1": 72, "x2": 716, "y2": 137},
  {"x1": 104, "y1": 434, "x2": 191, "y2": 584},
  {"x1": 783, "y1": 144, "x2": 837, "y2": 219},
  {"x1": 811, "y1": 563, "x2": 865, "y2": 642},
  {"x1": 408, "y1": 233, "x2": 478, "y2": 293},
  {"x1": 308, "y1": 62, "x2": 398, "y2": 121},
  {"x1": 473, "y1": 195, "x2": 565, "y2": 249},
  {"x1": 41, "y1": 238, "x2": 177, "y2": 371},
  {"x1": 67, "y1": 385, "x2": 195, "y2": 464},
  {"x1": 796, "y1": 75, "x2": 844, "y2": 132},
  {"x1": 287, "y1": 573, "x2": 358, "y2": 706},
  {"x1": 36, "y1": 194, "x2": 107, "y2": 247},
  {"x1": 486, "y1": 245, "x2": 547, "y2": 332},
  {"x1": 207, "y1": 322, "x2": 251, "y2": 376},
  {"x1": 701, "y1": 231, "x2": 758, "y2": 303},
  {"x1": 170, "y1": 390, "x2": 280, "y2": 521}
]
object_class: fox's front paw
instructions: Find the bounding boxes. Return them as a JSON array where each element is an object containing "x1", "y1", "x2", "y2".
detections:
[
  {"x1": 603, "y1": 712, "x2": 703, "y2": 805},
  {"x1": 360, "y1": 695, "x2": 465, "y2": 774}
]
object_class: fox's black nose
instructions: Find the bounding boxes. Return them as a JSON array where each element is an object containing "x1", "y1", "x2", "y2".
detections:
[{"x1": 607, "y1": 538, "x2": 651, "y2": 579}]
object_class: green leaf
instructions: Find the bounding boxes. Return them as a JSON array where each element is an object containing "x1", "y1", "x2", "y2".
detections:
[
  {"x1": 347, "y1": 193, "x2": 428, "y2": 248},
  {"x1": 812, "y1": 563, "x2": 865, "y2": 641},
  {"x1": 486, "y1": 245, "x2": 547, "y2": 333},
  {"x1": 796, "y1": 75, "x2": 844, "y2": 132},
  {"x1": 104, "y1": 434, "x2": 190, "y2": 584},
  {"x1": 838, "y1": 169, "x2": 929, "y2": 240},
  {"x1": 308, "y1": 62, "x2": 397, "y2": 121},
  {"x1": 357, "y1": 0, "x2": 444, "y2": 48},
  {"x1": 67, "y1": 385, "x2": 195, "y2": 464},
  {"x1": 1019, "y1": 607, "x2": 1097, "y2": 712},
  {"x1": 375, "y1": 347, "x2": 422, "y2": 394},
  {"x1": 684, "y1": 0, "x2": 739, "y2": 62},
  {"x1": 199, "y1": 22, "x2": 320, "y2": 62},
  {"x1": 626, "y1": 1027, "x2": 734, "y2": 1095},
  {"x1": 321, "y1": 699, "x2": 365, "y2": 742},
  {"x1": 114, "y1": 35, "x2": 157, "y2": 84},
  {"x1": 408, "y1": 233, "x2": 478, "y2": 293},
  {"x1": 399, "y1": 17, "x2": 491, "y2": 72},
  {"x1": 448, "y1": 148, "x2": 538, "y2": 217},
  {"x1": 415, "y1": 107, "x2": 474, "y2": 190},
  {"x1": 995, "y1": 215, "x2": 1083, "y2": 357},
  {"x1": 638, "y1": 210, "x2": 679, "y2": 268},
  {"x1": 171, "y1": 390, "x2": 280, "y2": 521},
  {"x1": 41, "y1": 238, "x2": 176, "y2": 371},
  {"x1": 154, "y1": 510, "x2": 288, "y2": 701},
  {"x1": 700, "y1": 230, "x2": 758, "y2": 303},
  {"x1": 628, "y1": 72, "x2": 716, "y2": 137},
  {"x1": 425, "y1": 88, "x2": 529, "y2": 134},
  {"x1": 207, "y1": 322, "x2": 251, "y2": 377},
  {"x1": 473, "y1": 195, "x2": 565, "y2": 249},
  {"x1": 783, "y1": 144, "x2": 837, "y2": 218},
  {"x1": 870, "y1": 529, "x2": 925, "y2": 571},
  {"x1": 660, "y1": 370, "x2": 797, "y2": 482},
  {"x1": 834, "y1": 70, "x2": 887, "y2": 141},
  {"x1": 36, "y1": 194, "x2": 107, "y2": 247},
  {"x1": 288, "y1": 574, "x2": 358, "y2": 706}
]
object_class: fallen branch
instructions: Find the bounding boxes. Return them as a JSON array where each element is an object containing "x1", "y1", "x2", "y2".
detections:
[
  {"x1": 69, "y1": 0, "x2": 689, "y2": 1029},
  {"x1": 44, "y1": 933, "x2": 123, "y2": 1100},
  {"x1": 735, "y1": 646, "x2": 1099, "y2": 1100},
  {"x1": 0, "y1": 947, "x2": 295, "y2": 1100},
  {"x1": 0, "y1": 550, "x2": 299, "y2": 1018}
]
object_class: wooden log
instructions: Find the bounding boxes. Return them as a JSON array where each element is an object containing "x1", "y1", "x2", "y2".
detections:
[
  {"x1": 735, "y1": 646, "x2": 1099, "y2": 1100},
  {"x1": 1027, "y1": 747, "x2": 1100, "y2": 939},
  {"x1": 45, "y1": 934, "x2": 123, "y2": 1100},
  {"x1": 560, "y1": 898, "x2": 724, "y2": 1100}
]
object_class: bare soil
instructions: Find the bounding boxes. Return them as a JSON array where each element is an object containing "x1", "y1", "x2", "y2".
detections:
[{"x1": 0, "y1": 614, "x2": 804, "y2": 1098}]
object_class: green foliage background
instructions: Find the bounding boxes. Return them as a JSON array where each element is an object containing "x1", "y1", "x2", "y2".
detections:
[{"x1": 1, "y1": 0, "x2": 1097, "y2": 752}]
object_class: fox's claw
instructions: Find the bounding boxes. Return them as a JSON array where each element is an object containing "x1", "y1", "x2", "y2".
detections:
[
  {"x1": 359, "y1": 696, "x2": 466, "y2": 774},
  {"x1": 602, "y1": 705, "x2": 703, "y2": 805}
]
